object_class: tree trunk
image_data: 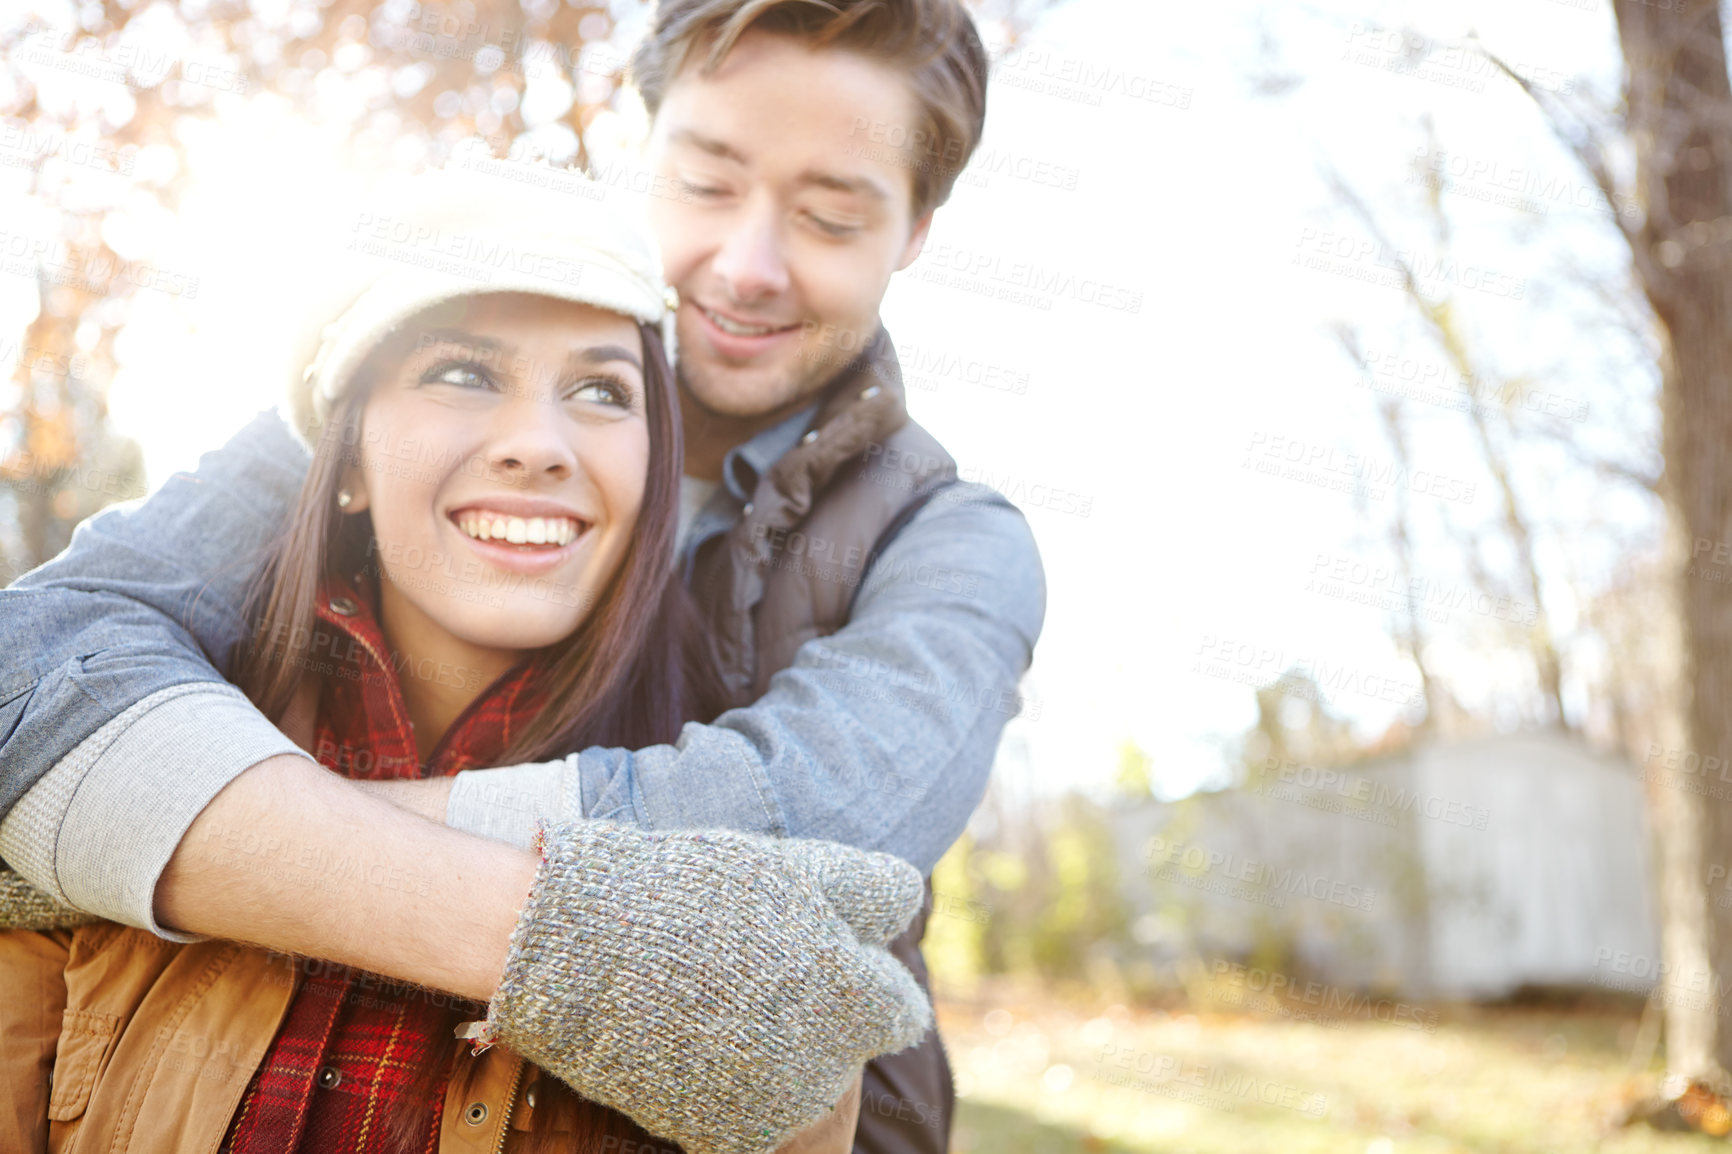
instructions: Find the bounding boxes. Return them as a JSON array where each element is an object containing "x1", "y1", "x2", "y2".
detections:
[
  {"x1": 1652, "y1": 518, "x2": 1716, "y2": 1079},
  {"x1": 1613, "y1": 0, "x2": 1732, "y2": 1081}
]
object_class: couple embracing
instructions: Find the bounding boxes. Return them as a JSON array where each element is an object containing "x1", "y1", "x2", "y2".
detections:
[{"x1": 0, "y1": 2, "x2": 1045, "y2": 1152}]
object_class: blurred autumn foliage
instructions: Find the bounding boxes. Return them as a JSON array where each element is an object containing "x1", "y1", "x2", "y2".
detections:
[
  {"x1": 929, "y1": 787, "x2": 1138, "y2": 996},
  {"x1": 0, "y1": 0, "x2": 630, "y2": 580}
]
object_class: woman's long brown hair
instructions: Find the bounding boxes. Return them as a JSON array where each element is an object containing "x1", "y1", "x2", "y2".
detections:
[{"x1": 235, "y1": 310, "x2": 716, "y2": 1154}]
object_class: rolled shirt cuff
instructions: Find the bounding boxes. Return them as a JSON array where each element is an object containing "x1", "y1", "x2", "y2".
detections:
[{"x1": 444, "y1": 758, "x2": 577, "y2": 850}]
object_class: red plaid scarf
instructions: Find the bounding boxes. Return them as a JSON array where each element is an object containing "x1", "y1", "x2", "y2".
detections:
[{"x1": 221, "y1": 577, "x2": 541, "y2": 1154}]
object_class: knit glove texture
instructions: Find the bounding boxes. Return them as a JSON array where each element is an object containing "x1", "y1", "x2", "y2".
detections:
[
  {"x1": 0, "y1": 866, "x2": 99, "y2": 930},
  {"x1": 480, "y1": 820, "x2": 932, "y2": 1154}
]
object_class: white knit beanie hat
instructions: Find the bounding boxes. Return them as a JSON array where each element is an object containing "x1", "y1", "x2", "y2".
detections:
[{"x1": 287, "y1": 162, "x2": 675, "y2": 443}]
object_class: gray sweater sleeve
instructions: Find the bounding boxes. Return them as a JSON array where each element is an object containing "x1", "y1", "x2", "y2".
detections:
[
  {"x1": 0, "y1": 683, "x2": 309, "y2": 938},
  {"x1": 444, "y1": 759, "x2": 576, "y2": 849}
]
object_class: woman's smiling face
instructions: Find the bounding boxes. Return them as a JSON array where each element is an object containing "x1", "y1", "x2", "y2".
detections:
[{"x1": 342, "y1": 292, "x2": 650, "y2": 658}]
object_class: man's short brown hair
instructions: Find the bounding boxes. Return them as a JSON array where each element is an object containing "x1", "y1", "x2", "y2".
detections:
[{"x1": 630, "y1": 0, "x2": 990, "y2": 217}]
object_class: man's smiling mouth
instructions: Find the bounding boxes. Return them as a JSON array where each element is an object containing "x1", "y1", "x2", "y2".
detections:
[{"x1": 698, "y1": 304, "x2": 801, "y2": 338}]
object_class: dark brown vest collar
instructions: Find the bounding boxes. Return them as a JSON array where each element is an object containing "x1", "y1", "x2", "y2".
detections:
[
  {"x1": 692, "y1": 327, "x2": 913, "y2": 701},
  {"x1": 756, "y1": 327, "x2": 911, "y2": 525}
]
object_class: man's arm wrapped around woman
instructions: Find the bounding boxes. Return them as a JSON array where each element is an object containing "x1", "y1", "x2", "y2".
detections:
[{"x1": 0, "y1": 819, "x2": 931, "y2": 1154}]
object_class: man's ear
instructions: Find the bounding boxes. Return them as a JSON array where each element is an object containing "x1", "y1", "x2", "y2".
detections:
[{"x1": 895, "y1": 210, "x2": 935, "y2": 272}]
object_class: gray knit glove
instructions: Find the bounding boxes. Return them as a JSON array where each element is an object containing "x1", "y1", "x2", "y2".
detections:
[
  {"x1": 471, "y1": 820, "x2": 932, "y2": 1154},
  {"x1": 0, "y1": 866, "x2": 99, "y2": 930}
]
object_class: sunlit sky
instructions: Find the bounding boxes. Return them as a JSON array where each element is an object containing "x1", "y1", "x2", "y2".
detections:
[{"x1": 2, "y1": 0, "x2": 1652, "y2": 802}]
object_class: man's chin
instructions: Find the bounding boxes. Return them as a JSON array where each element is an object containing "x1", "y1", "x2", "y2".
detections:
[{"x1": 679, "y1": 361, "x2": 822, "y2": 421}]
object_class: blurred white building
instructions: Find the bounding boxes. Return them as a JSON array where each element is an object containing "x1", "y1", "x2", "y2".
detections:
[{"x1": 1112, "y1": 731, "x2": 1659, "y2": 999}]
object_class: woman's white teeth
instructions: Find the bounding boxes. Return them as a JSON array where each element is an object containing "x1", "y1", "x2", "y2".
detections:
[
  {"x1": 704, "y1": 306, "x2": 786, "y2": 337},
  {"x1": 457, "y1": 514, "x2": 580, "y2": 546}
]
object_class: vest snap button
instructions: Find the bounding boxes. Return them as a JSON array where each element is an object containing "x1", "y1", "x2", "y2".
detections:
[
  {"x1": 801, "y1": 429, "x2": 819, "y2": 445},
  {"x1": 328, "y1": 596, "x2": 359, "y2": 617},
  {"x1": 526, "y1": 1084, "x2": 539, "y2": 1108},
  {"x1": 860, "y1": 384, "x2": 881, "y2": 400},
  {"x1": 317, "y1": 1066, "x2": 341, "y2": 1089},
  {"x1": 465, "y1": 1102, "x2": 488, "y2": 1125},
  {"x1": 742, "y1": 502, "x2": 755, "y2": 516}
]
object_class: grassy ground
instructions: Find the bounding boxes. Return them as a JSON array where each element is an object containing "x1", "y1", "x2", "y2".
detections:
[{"x1": 936, "y1": 981, "x2": 1723, "y2": 1154}]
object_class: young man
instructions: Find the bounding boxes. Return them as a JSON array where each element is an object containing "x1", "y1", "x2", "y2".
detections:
[{"x1": 0, "y1": 2, "x2": 1043, "y2": 1151}]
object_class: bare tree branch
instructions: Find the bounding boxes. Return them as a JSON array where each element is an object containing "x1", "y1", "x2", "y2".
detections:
[
  {"x1": 1480, "y1": 47, "x2": 1678, "y2": 305},
  {"x1": 1324, "y1": 165, "x2": 1572, "y2": 728}
]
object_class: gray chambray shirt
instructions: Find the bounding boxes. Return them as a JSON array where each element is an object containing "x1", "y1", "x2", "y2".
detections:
[{"x1": 0, "y1": 406, "x2": 1044, "y2": 937}]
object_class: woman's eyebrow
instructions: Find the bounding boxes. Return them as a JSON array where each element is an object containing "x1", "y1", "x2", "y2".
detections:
[{"x1": 568, "y1": 344, "x2": 643, "y2": 372}]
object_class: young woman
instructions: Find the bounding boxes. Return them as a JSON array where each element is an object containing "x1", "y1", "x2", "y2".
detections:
[
  {"x1": 221, "y1": 277, "x2": 706, "y2": 1154},
  {"x1": 0, "y1": 176, "x2": 871, "y2": 1154}
]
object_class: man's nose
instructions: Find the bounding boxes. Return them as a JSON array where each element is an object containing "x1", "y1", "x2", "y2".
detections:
[{"x1": 711, "y1": 199, "x2": 791, "y2": 302}]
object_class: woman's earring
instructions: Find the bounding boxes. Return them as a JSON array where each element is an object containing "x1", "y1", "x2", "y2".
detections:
[{"x1": 337, "y1": 488, "x2": 353, "y2": 509}]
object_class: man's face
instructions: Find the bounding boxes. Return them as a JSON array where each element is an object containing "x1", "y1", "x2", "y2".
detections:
[{"x1": 645, "y1": 30, "x2": 935, "y2": 422}]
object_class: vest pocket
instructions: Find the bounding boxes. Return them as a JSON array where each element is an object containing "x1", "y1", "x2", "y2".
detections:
[{"x1": 47, "y1": 1009, "x2": 121, "y2": 1121}]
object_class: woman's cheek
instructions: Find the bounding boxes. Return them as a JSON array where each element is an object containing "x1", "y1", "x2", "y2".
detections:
[
  {"x1": 592, "y1": 420, "x2": 651, "y2": 539},
  {"x1": 359, "y1": 452, "x2": 441, "y2": 585}
]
